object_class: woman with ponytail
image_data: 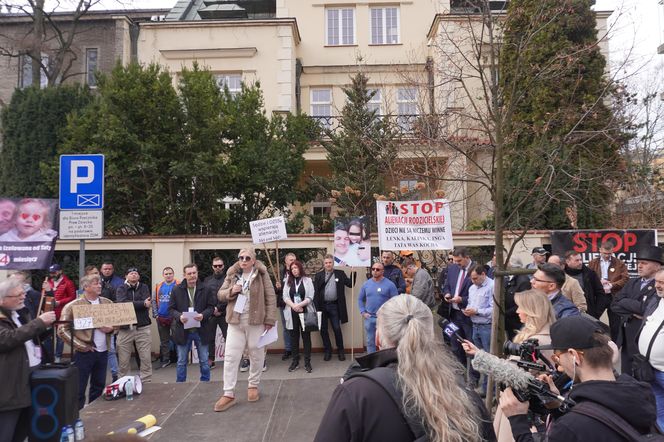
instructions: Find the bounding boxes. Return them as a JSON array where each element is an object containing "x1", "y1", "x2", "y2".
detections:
[{"x1": 314, "y1": 294, "x2": 495, "y2": 442}]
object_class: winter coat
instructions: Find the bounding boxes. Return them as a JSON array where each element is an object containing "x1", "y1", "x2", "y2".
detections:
[
  {"x1": 218, "y1": 260, "x2": 277, "y2": 326},
  {"x1": 115, "y1": 282, "x2": 152, "y2": 328},
  {"x1": 0, "y1": 307, "x2": 48, "y2": 412},
  {"x1": 565, "y1": 265, "x2": 605, "y2": 319},
  {"x1": 169, "y1": 280, "x2": 216, "y2": 346}
]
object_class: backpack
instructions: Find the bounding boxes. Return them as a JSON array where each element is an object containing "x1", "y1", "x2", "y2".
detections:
[
  {"x1": 349, "y1": 367, "x2": 428, "y2": 441},
  {"x1": 570, "y1": 401, "x2": 664, "y2": 442}
]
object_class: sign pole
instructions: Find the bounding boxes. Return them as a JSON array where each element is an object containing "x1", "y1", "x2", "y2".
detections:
[
  {"x1": 275, "y1": 241, "x2": 281, "y2": 280},
  {"x1": 79, "y1": 240, "x2": 85, "y2": 281},
  {"x1": 351, "y1": 270, "x2": 355, "y2": 359},
  {"x1": 262, "y1": 243, "x2": 277, "y2": 281}
]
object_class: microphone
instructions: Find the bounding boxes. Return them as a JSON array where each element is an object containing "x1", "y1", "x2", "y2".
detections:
[
  {"x1": 438, "y1": 318, "x2": 464, "y2": 343},
  {"x1": 471, "y1": 350, "x2": 572, "y2": 405}
]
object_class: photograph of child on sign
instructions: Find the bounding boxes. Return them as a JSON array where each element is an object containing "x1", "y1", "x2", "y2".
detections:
[
  {"x1": 333, "y1": 216, "x2": 371, "y2": 268},
  {"x1": 0, "y1": 198, "x2": 58, "y2": 242}
]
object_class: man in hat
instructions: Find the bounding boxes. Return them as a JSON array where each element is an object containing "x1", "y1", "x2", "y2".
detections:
[
  {"x1": 612, "y1": 245, "x2": 664, "y2": 374},
  {"x1": 526, "y1": 247, "x2": 548, "y2": 274},
  {"x1": 41, "y1": 263, "x2": 76, "y2": 362},
  {"x1": 115, "y1": 267, "x2": 153, "y2": 382},
  {"x1": 500, "y1": 315, "x2": 658, "y2": 441},
  {"x1": 589, "y1": 241, "x2": 629, "y2": 341}
]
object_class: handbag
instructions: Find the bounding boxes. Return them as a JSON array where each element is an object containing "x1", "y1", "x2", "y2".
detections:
[
  {"x1": 299, "y1": 300, "x2": 321, "y2": 332},
  {"x1": 632, "y1": 317, "x2": 664, "y2": 382}
]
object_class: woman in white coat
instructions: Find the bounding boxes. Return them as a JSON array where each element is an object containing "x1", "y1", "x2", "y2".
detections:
[{"x1": 283, "y1": 260, "x2": 315, "y2": 373}]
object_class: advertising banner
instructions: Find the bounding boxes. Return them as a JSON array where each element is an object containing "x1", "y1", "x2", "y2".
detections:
[
  {"x1": 551, "y1": 229, "x2": 657, "y2": 277},
  {"x1": 376, "y1": 199, "x2": 453, "y2": 251},
  {"x1": 0, "y1": 197, "x2": 58, "y2": 270}
]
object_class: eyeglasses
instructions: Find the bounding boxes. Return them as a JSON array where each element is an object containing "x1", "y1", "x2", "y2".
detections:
[
  {"x1": 371, "y1": 268, "x2": 383, "y2": 272},
  {"x1": 238, "y1": 256, "x2": 252, "y2": 262},
  {"x1": 212, "y1": 264, "x2": 224, "y2": 268},
  {"x1": 532, "y1": 276, "x2": 555, "y2": 284}
]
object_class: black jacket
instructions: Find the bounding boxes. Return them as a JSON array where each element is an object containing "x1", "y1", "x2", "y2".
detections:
[
  {"x1": 565, "y1": 266, "x2": 605, "y2": 319},
  {"x1": 507, "y1": 374, "x2": 657, "y2": 442},
  {"x1": 383, "y1": 264, "x2": 406, "y2": 293},
  {"x1": 313, "y1": 269, "x2": 354, "y2": 324},
  {"x1": 115, "y1": 282, "x2": 151, "y2": 327},
  {"x1": 611, "y1": 277, "x2": 658, "y2": 349},
  {"x1": 169, "y1": 280, "x2": 216, "y2": 345},
  {"x1": 314, "y1": 348, "x2": 496, "y2": 442},
  {"x1": 505, "y1": 274, "x2": 531, "y2": 339},
  {"x1": 204, "y1": 272, "x2": 227, "y2": 314}
]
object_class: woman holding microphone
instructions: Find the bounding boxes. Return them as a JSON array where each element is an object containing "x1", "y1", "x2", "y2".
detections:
[{"x1": 214, "y1": 248, "x2": 276, "y2": 412}]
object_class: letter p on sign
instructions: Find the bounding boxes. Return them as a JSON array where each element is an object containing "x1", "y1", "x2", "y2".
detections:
[{"x1": 70, "y1": 160, "x2": 95, "y2": 193}]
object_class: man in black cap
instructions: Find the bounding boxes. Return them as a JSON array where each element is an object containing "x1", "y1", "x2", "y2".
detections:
[
  {"x1": 115, "y1": 267, "x2": 153, "y2": 382},
  {"x1": 526, "y1": 247, "x2": 548, "y2": 274},
  {"x1": 612, "y1": 245, "x2": 664, "y2": 374},
  {"x1": 500, "y1": 315, "x2": 658, "y2": 441}
]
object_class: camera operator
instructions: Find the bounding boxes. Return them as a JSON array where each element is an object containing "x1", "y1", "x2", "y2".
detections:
[{"x1": 499, "y1": 315, "x2": 657, "y2": 442}]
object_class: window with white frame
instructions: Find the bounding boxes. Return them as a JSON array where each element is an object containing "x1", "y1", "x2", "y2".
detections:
[
  {"x1": 370, "y1": 7, "x2": 400, "y2": 45},
  {"x1": 397, "y1": 87, "x2": 418, "y2": 131},
  {"x1": 311, "y1": 88, "x2": 332, "y2": 128},
  {"x1": 85, "y1": 48, "x2": 98, "y2": 87},
  {"x1": 326, "y1": 8, "x2": 355, "y2": 46},
  {"x1": 310, "y1": 202, "x2": 331, "y2": 217},
  {"x1": 215, "y1": 73, "x2": 242, "y2": 97},
  {"x1": 367, "y1": 88, "x2": 383, "y2": 115},
  {"x1": 20, "y1": 54, "x2": 48, "y2": 89},
  {"x1": 399, "y1": 179, "x2": 418, "y2": 192}
]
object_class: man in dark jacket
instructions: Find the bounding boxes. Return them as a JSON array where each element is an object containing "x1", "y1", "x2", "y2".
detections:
[
  {"x1": 115, "y1": 267, "x2": 153, "y2": 382},
  {"x1": 204, "y1": 257, "x2": 227, "y2": 368},
  {"x1": 0, "y1": 279, "x2": 55, "y2": 442},
  {"x1": 531, "y1": 264, "x2": 580, "y2": 320},
  {"x1": 611, "y1": 245, "x2": 663, "y2": 374},
  {"x1": 169, "y1": 263, "x2": 216, "y2": 382},
  {"x1": 500, "y1": 315, "x2": 658, "y2": 442},
  {"x1": 564, "y1": 251, "x2": 605, "y2": 319},
  {"x1": 588, "y1": 242, "x2": 629, "y2": 341},
  {"x1": 100, "y1": 261, "x2": 124, "y2": 380},
  {"x1": 381, "y1": 251, "x2": 406, "y2": 294},
  {"x1": 313, "y1": 255, "x2": 354, "y2": 361}
]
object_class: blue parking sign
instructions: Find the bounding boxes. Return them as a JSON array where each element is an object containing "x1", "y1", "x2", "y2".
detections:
[{"x1": 59, "y1": 154, "x2": 104, "y2": 210}]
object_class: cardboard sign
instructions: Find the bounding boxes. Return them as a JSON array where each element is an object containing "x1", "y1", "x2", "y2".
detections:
[
  {"x1": 377, "y1": 199, "x2": 453, "y2": 250},
  {"x1": 249, "y1": 216, "x2": 288, "y2": 244},
  {"x1": 72, "y1": 303, "x2": 137, "y2": 329}
]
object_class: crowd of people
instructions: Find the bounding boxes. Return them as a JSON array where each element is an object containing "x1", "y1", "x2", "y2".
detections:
[{"x1": 2, "y1": 241, "x2": 664, "y2": 441}]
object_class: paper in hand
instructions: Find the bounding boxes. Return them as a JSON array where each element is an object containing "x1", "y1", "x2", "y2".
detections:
[{"x1": 257, "y1": 326, "x2": 278, "y2": 348}]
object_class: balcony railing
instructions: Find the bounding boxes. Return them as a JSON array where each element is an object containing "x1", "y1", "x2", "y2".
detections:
[{"x1": 309, "y1": 114, "x2": 442, "y2": 138}]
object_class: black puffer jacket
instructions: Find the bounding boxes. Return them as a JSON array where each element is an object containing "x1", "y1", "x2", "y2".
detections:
[
  {"x1": 115, "y1": 282, "x2": 151, "y2": 327},
  {"x1": 508, "y1": 374, "x2": 657, "y2": 441}
]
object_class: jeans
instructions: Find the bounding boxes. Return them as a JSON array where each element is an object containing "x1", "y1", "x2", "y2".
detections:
[
  {"x1": 472, "y1": 323, "x2": 492, "y2": 352},
  {"x1": 364, "y1": 316, "x2": 377, "y2": 353},
  {"x1": 320, "y1": 302, "x2": 344, "y2": 354},
  {"x1": 73, "y1": 350, "x2": 108, "y2": 409},
  {"x1": 280, "y1": 307, "x2": 292, "y2": 352},
  {"x1": 651, "y1": 369, "x2": 664, "y2": 430},
  {"x1": 108, "y1": 335, "x2": 118, "y2": 376},
  {"x1": 176, "y1": 331, "x2": 210, "y2": 382}
]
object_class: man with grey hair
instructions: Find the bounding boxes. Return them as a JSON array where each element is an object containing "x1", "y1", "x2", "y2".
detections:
[
  {"x1": 8, "y1": 271, "x2": 41, "y2": 319},
  {"x1": 0, "y1": 279, "x2": 56, "y2": 441},
  {"x1": 58, "y1": 274, "x2": 114, "y2": 409},
  {"x1": 406, "y1": 262, "x2": 435, "y2": 308}
]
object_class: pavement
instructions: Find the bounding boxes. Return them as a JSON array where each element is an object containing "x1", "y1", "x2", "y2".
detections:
[{"x1": 80, "y1": 352, "x2": 357, "y2": 441}]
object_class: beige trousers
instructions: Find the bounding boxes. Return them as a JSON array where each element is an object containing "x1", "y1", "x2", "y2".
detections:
[
  {"x1": 117, "y1": 326, "x2": 153, "y2": 382},
  {"x1": 223, "y1": 314, "x2": 266, "y2": 396}
]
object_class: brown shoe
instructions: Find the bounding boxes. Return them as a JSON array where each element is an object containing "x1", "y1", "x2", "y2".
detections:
[
  {"x1": 214, "y1": 395, "x2": 236, "y2": 412},
  {"x1": 247, "y1": 387, "x2": 259, "y2": 402}
]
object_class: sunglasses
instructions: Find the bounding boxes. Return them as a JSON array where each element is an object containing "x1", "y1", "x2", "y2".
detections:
[
  {"x1": 212, "y1": 264, "x2": 224, "y2": 268},
  {"x1": 238, "y1": 256, "x2": 252, "y2": 262},
  {"x1": 371, "y1": 268, "x2": 383, "y2": 272}
]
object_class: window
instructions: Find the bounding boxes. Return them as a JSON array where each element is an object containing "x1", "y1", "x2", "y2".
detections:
[
  {"x1": 326, "y1": 8, "x2": 355, "y2": 45},
  {"x1": 397, "y1": 87, "x2": 418, "y2": 131},
  {"x1": 215, "y1": 74, "x2": 242, "y2": 97},
  {"x1": 311, "y1": 202, "x2": 331, "y2": 217},
  {"x1": 400, "y1": 179, "x2": 417, "y2": 192},
  {"x1": 86, "y1": 48, "x2": 98, "y2": 87},
  {"x1": 367, "y1": 88, "x2": 383, "y2": 115},
  {"x1": 371, "y1": 7, "x2": 400, "y2": 44},
  {"x1": 311, "y1": 88, "x2": 332, "y2": 128},
  {"x1": 19, "y1": 54, "x2": 48, "y2": 89}
]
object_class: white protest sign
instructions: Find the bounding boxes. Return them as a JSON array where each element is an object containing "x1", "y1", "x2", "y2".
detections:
[
  {"x1": 249, "y1": 216, "x2": 288, "y2": 244},
  {"x1": 376, "y1": 199, "x2": 453, "y2": 250}
]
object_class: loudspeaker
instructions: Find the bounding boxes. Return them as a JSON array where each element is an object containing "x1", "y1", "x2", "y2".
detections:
[{"x1": 29, "y1": 364, "x2": 79, "y2": 442}]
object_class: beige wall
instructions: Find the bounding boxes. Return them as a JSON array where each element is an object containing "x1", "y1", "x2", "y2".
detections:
[{"x1": 137, "y1": 20, "x2": 299, "y2": 113}]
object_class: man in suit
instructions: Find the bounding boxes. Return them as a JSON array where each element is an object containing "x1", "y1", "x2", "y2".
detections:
[
  {"x1": 439, "y1": 246, "x2": 474, "y2": 365},
  {"x1": 612, "y1": 245, "x2": 663, "y2": 374},
  {"x1": 313, "y1": 254, "x2": 354, "y2": 361},
  {"x1": 588, "y1": 241, "x2": 629, "y2": 342}
]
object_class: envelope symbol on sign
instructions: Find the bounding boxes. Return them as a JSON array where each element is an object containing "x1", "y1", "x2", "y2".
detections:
[{"x1": 77, "y1": 194, "x2": 100, "y2": 206}]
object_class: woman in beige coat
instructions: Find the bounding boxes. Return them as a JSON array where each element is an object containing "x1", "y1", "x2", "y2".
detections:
[{"x1": 213, "y1": 248, "x2": 276, "y2": 412}]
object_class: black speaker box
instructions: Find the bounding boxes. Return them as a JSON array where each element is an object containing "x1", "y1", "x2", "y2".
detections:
[{"x1": 28, "y1": 364, "x2": 79, "y2": 442}]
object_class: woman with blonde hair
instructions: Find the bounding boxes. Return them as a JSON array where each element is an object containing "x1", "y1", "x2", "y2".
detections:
[{"x1": 315, "y1": 294, "x2": 495, "y2": 442}]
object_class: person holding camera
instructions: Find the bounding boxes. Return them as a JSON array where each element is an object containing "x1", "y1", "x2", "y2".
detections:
[{"x1": 499, "y1": 315, "x2": 658, "y2": 442}]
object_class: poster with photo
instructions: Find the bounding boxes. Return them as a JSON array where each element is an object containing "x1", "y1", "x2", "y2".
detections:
[
  {"x1": 376, "y1": 199, "x2": 453, "y2": 250},
  {"x1": 333, "y1": 216, "x2": 371, "y2": 268},
  {"x1": 0, "y1": 197, "x2": 59, "y2": 270}
]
